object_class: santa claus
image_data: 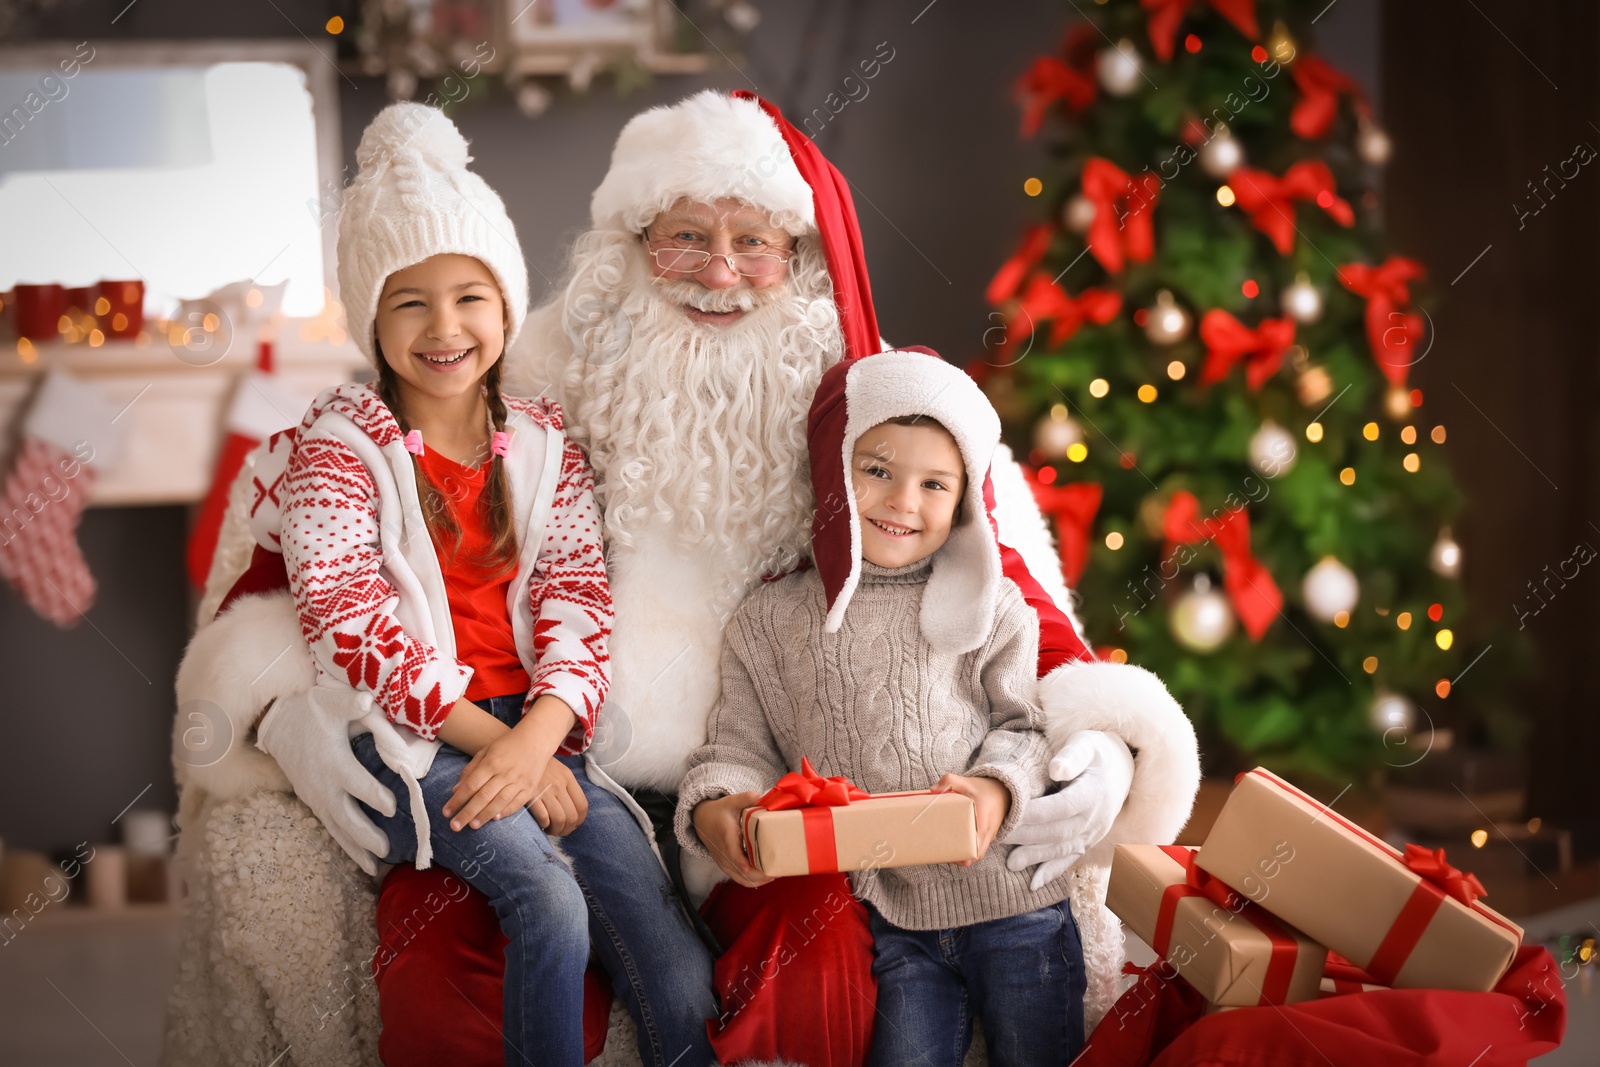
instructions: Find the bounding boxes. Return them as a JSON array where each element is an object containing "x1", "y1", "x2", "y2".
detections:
[{"x1": 166, "y1": 90, "x2": 1198, "y2": 1067}]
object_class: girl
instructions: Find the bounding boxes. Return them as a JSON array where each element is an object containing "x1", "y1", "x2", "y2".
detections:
[{"x1": 279, "y1": 103, "x2": 716, "y2": 1067}]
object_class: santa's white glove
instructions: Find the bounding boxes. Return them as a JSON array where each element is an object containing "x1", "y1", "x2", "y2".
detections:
[
  {"x1": 1003, "y1": 729, "x2": 1135, "y2": 890},
  {"x1": 256, "y1": 684, "x2": 396, "y2": 876}
]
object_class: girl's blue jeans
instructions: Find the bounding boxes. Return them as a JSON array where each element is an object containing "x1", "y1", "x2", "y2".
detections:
[{"x1": 352, "y1": 693, "x2": 717, "y2": 1067}]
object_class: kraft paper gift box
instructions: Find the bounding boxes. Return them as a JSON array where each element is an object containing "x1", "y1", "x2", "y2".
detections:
[
  {"x1": 1108, "y1": 843, "x2": 1326, "y2": 1006},
  {"x1": 740, "y1": 759, "x2": 978, "y2": 878},
  {"x1": 1194, "y1": 767, "x2": 1523, "y2": 992}
]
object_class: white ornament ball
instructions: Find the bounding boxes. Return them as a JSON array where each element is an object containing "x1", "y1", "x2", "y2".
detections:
[
  {"x1": 1172, "y1": 576, "x2": 1235, "y2": 653},
  {"x1": 1199, "y1": 131, "x2": 1244, "y2": 178},
  {"x1": 1302, "y1": 556, "x2": 1360, "y2": 621},
  {"x1": 1033, "y1": 414, "x2": 1083, "y2": 460},
  {"x1": 1144, "y1": 290, "x2": 1191, "y2": 345},
  {"x1": 1369, "y1": 691, "x2": 1416, "y2": 735},
  {"x1": 1281, "y1": 273, "x2": 1323, "y2": 324},
  {"x1": 1358, "y1": 121, "x2": 1393, "y2": 166},
  {"x1": 1249, "y1": 421, "x2": 1298, "y2": 477},
  {"x1": 1097, "y1": 40, "x2": 1144, "y2": 97},
  {"x1": 1429, "y1": 528, "x2": 1462, "y2": 578},
  {"x1": 1062, "y1": 194, "x2": 1097, "y2": 234}
]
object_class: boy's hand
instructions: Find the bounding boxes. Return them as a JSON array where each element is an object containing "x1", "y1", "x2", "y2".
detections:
[
  {"x1": 528, "y1": 757, "x2": 588, "y2": 836},
  {"x1": 933, "y1": 773, "x2": 1012, "y2": 865},
  {"x1": 691, "y1": 792, "x2": 774, "y2": 888},
  {"x1": 443, "y1": 729, "x2": 546, "y2": 832}
]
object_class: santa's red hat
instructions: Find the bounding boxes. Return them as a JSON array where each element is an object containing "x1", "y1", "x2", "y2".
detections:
[
  {"x1": 808, "y1": 346, "x2": 1004, "y2": 654},
  {"x1": 589, "y1": 88, "x2": 882, "y2": 364}
]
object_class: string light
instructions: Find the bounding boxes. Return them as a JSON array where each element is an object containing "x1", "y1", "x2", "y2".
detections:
[
  {"x1": 1403, "y1": 452, "x2": 1421, "y2": 472},
  {"x1": 1067, "y1": 442, "x2": 1088, "y2": 463},
  {"x1": 1339, "y1": 467, "x2": 1356, "y2": 485},
  {"x1": 1436, "y1": 628, "x2": 1454, "y2": 650},
  {"x1": 1410, "y1": 388, "x2": 1425, "y2": 406},
  {"x1": 1138, "y1": 384, "x2": 1158, "y2": 402},
  {"x1": 1428, "y1": 603, "x2": 1443, "y2": 622},
  {"x1": 1217, "y1": 185, "x2": 1236, "y2": 207},
  {"x1": 94, "y1": 296, "x2": 110, "y2": 315},
  {"x1": 1431, "y1": 425, "x2": 1447, "y2": 444},
  {"x1": 1024, "y1": 177, "x2": 1043, "y2": 196},
  {"x1": 1334, "y1": 610, "x2": 1350, "y2": 628},
  {"x1": 1167, "y1": 360, "x2": 1187, "y2": 380},
  {"x1": 1306, "y1": 422, "x2": 1324, "y2": 442},
  {"x1": 1089, "y1": 378, "x2": 1110, "y2": 398},
  {"x1": 1363, "y1": 422, "x2": 1380, "y2": 441},
  {"x1": 1109, "y1": 647, "x2": 1129, "y2": 663},
  {"x1": 1436, "y1": 679, "x2": 1451, "y2": 698},
  {"x1": 18, "y1": 338, "x2": 37, "y2": 363},
  {"x1": 1401, "y1": 425, "x2": 1417, "y2": 444},
  {"x1": 1397, "y1": 611, "x2": 1412, "y2": 630},
  {"x1": 1471, "y1": 829, "x2": 1488, "y2": 848},
  {"x1": 1241, "y1": 279, "x2": 1259, "y2": 298},
  {"x1": 1363, "y1": 656, "x2": 1378, "y2": 674},
  {"x1": 1185, "y1": 33, "x2": 1202, "y2": 53},
  {"x1": 1105, "y1": 531, "x2": 1125, "y2": 550},
  {"x1": 326, "y1": 15, "x2": 344, "y2": 33}
]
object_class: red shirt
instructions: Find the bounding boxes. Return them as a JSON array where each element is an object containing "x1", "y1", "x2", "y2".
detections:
[{"x1": 415, "y1": 448, "x2": 531, "y2": 701}]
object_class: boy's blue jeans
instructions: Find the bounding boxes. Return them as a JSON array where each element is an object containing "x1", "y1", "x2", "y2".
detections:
[
  {"x1": 865, "y1": 898, "x2": 1086, "y2": 1067},
  {"x1": 352, "y1": 694, "x2": 717, "y2": 1067}
]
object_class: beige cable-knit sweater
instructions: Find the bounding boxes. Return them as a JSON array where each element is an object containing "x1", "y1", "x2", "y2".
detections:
[{"x1": 676, "y1": 553, "x2": 1076, "y2": 931}]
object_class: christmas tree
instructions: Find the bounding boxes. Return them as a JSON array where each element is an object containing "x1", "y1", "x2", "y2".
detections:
[{"x1": 983, "y1": 0, "x2": 1472, "y2": 779}]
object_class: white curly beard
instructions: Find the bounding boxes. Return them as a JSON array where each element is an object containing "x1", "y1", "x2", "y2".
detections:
[{"x1": 551, "y1": 230, "x2": 843, "y2": 593}]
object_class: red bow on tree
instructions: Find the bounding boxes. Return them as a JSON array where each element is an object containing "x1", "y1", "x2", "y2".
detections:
[
  {"x1": 1141, "y1": 0, "x2": 1260, "y2": 62},
  {"x1": 1199, "y1": 309, "x2": 1296, "y2": 391},
  {"x1": 1014, "y1": 56, "x2": 1096, "y2": 137},
  {"x1": 1164, "y1": 491, "x2": 1282, "y2": 640},
  {"x1": 1339, "y1": 256, "x2": 1427, "y2": 388},
  {"x1": 1226, "y1": 161, "x2": 1354, "y2": 255},
  {"x1": 1082, "y1": 157, "x2": 1162, "y2": 274},
  {"x1": 1290, "y1": 54, "x2": 1370, "y2": 140},
  {"x1": 1402, "y1": 843, "x2": 1488, "y2": 906},
  {"x1": 1026, "y1": 472, "x2": 1102, "y2": 586},
  {"x1": 756, "y1": 758, "x2": 869, "y2": 811},
  {"x1": 998, "y1": 274, "x2": 1122, "y2": 358},
  {"x1": 987, "y1": 225, "x2": 1052, "y2": 306}
]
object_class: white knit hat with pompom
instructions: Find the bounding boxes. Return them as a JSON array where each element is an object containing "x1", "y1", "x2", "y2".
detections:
[{"x1": 336, "y1": 103, "x2": 529, "y2": 363}]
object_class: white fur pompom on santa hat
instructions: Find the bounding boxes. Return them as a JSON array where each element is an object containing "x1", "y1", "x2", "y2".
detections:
[{"x1": 335, "y1": 102, "x2": 529, "y2": 364}]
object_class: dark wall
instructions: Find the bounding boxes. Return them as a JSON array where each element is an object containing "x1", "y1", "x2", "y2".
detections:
[
  {"x1": 1383, "y1": 1, "x2": 1600, "y2": 827},
  {"x1": 1, "y1": 0, "x2": 1384, "y2": 853}
]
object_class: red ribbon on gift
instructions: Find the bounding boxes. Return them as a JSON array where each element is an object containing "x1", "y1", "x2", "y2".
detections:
[
  {"x1": 1199, "y1": 309, "x2": 1296, "y2": 392},
  {"x1": 1015, "y1": 56, "x2": 1097, "y2": 136},
  {"x1": 1083, "y1": 158, "x2": 1161, "y2": 274},
  {"x1": 1339, "y1": 257, "x2": 1427, "y2": 389},
  {"x1": 1290, "y1": 55, "x2": 1370, "y2": 140},
  {"x1": 1152, "y1": 845, "x2": 1300, "y2": 1006},
  {"x1": 1026, "y1": 474, "x2": 1102, "y2": 586},
  {"x1": 1226, "y1": 162, "x2": 1354, "y2": 255},
  {"x1": 1233, "y1": 769, "x2": 1519, "y2": 987},
  {"x1": 746, "y1": 758, "x2": 871, "y2": 875},
  {"x1": 1164, "y1": 490, "x2": 1282, "y2": 640},
  {"x1": 1141, "y1": 0, "x2": 1259, "y2": 62}
]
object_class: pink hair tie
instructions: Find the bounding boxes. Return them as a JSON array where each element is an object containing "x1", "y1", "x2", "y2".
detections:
[
  {"x1": 490, "y1": 430, "x2": 510, "y2": 458},
  {"x1": 403, "y1": 429, "x2": 424, "y2": 455}
]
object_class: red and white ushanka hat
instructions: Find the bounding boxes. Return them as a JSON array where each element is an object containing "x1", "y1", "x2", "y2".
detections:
[{"x1": 807, "y1": 346, "x2": 1004, "y2": 655}]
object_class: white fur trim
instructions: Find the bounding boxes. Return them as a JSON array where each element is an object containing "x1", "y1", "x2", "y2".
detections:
[
  {"x1": 828, "y1": 350, "x2": 1001, "y2": 654},
  {"x1": 590, "y1": 91, "x2": 814, "y2": 233},
  {"x1": 173, "y1": 592, "x2": 313, "y2": 801},
  {"x1": 1037, "y1": 660, "x2": 1200, "y2": 866},
  {"x1": 226, "y1": 372, "x2": 311, "y2": 440},
  {"x1": 25, "y1": 370, "x2": 127, "y2": 470}
]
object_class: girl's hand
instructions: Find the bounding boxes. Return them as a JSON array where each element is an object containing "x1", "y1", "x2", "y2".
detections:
[
  {"x1": 691, "y1": 792, "x2": 773, "y2": 888},
  {"x1": 443, "y1": 730, "x2": 545, "y2": 831},
  {"x1": 933, "y1": 773, "x2": 1012, "y2": 865},
  {"x1": 527, "y1": 757, "x2": 588, "y2": 837}
]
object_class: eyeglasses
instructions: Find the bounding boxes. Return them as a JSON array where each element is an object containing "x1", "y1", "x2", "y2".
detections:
[{"x1": 645, "y1": 244, "x2": 792, "y2": 277}]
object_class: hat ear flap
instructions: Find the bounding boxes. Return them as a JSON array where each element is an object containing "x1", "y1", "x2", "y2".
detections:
[{"x1": 920, "y1": 470, "x2": 1000, "y2": 654}]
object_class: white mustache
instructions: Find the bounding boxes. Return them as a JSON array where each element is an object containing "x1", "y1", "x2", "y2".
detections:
[{"x1": 651, "y1": 276, "x2": 777, "y2": 314}]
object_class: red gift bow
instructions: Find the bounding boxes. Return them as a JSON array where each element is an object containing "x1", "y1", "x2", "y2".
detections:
[
  {"x1": 1198, "y1": 309, "x2": 1296, "y2": 392},
  {"x1": 1014, "y1": 56, "x2": 1096, "y2": 137},
  {"x1": 1083, "y1": 157, "x2": 1161, "y2": 274},
  {"x1": 1231, "y1": 769, "x2": 1520, "y2": 988},
  {"x1": 987, "y1": 224, "x2": 1051, "y2": 306},
  {"x1": 1226, "y1": 161, "x2": 1355, "y2": 255},
  {"x1": 1026, "y1": 473, "x2": 1102, "y2": 586},
  {"x1": 756, "y1": 757, "x2": 869, "y2": 811},
  {"x1": 1141, "y1": 0, "x2": 1260, "y2": 62},
  {"x1": 1164, "y1": 490, "x2": 1282, "y2": 640},
  {"x1": 1339, "y1": 257, "x2": 1427, "y2": 389},
  {"x1": 1153, "y1": 845, "x2": 1301, "y2": 1006},
  {"x1": 999, "y1": 274, "x2": 1123, "y2": 358},
  {"x1": 1290, "y1": 54, "x2": 1371, "y2": 140}
]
